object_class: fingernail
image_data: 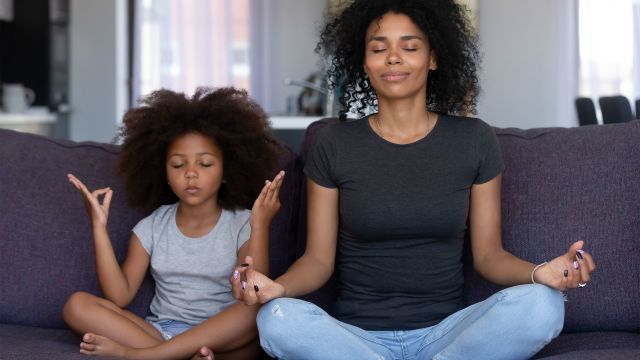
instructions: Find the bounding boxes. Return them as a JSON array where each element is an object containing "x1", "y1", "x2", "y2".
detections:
[
  {"x1": 573, "y1": 261, "x2": 579, "y2": 270},
  {"x1": 576, "y1": 251, "x2": 584, "y2": 260},
  {"x1": 241, "y1": 281, "x2": 247, "y2": 290},
  {"x1": 563, "y1": 270, "x2": 569, "y2": 277},
  {"x1": 233, "y1": 270, "x2": 239, "y2": 279},
  {"x1": 254, "y1": 285, "x2": 260, "y2": 292},
  {"x1": 240, "y1": 263, "x2": 249, "y2": 267}
]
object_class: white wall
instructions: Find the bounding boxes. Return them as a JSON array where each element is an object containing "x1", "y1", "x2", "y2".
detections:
[
  {"x1": 69, "y1": 0, "x2": 127, "y2": 142},
  {"x1": 476, "y1": 0, "x2": 578, "y2": 129}
]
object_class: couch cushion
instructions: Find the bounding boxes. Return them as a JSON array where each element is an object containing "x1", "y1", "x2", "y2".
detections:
[
  {"x1": 0, "y1": 323, "x2": 120, "y2": 360},
  {"x1": 464, "y1": 122, "x2": 640, "y2": 333},
  {"x1": 533, "y1": 331, "x2": 640, "y2": 359},
  {"x1": 0, "y1": 129, "x2": 154, "y2": 329}
]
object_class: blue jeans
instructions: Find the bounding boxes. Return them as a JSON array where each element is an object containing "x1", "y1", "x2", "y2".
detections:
[
  {"x1": 257, "y1": 284, "x2": 564, "y2": 360},
  {"x1": 147, "y1": 319, "x2": 193, "y2": 340}
]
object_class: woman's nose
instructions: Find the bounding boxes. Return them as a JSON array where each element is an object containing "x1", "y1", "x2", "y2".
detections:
[{"x1": 386, "y1": 48, "x2": 401, "y2": 65}]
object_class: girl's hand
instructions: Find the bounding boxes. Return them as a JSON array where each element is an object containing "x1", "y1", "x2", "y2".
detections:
[
  {"x1": 250, "y1": 171, "x2": 285, "y2": 230},
  {"x1": 534, "y1": 240, "x2": 596, "y2": 290},
  {"x1": 230, "y1": 256, "x2": 285, "y2": 305},
  {"x1": 67, "y1": 174, "x2": 113, "y2": 228}
]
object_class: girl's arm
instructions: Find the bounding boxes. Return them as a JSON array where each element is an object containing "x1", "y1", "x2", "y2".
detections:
[
  {"x1": 469, "y1": 174, "x2": 595, "y2": 290},
  {"x1": 236, "y1": 171, "x2": 285, "y2": 276},
  {"x1": 232, "y1": 178, "x2": 338, "y2": 303},
  {"x1": 68, "y1": 174, "x2": 149, "y2": 307}
]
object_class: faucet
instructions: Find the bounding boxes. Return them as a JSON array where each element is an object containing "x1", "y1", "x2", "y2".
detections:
[{"x1": 284, "y1": 77, "x2": 335, "y2": 117}]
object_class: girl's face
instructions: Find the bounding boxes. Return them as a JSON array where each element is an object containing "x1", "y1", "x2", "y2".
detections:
[
  {"x1": 363, "y1": 12, "x2": 437, "y2": 102},
  {"x1": 166, "y1": 132, "x2": 223, "y2": 208}
]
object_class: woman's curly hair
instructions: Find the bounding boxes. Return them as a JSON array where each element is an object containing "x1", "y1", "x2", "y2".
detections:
[
  {"x1": 317, "y1": 0, "x2": 480, "y2": 119},
  {"x1": 117, "y1": 87, "x2": 286, "y2": 212}
]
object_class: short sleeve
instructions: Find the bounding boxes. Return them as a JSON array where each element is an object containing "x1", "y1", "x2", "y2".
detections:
[
  {"x1": 236, "y1": 210, "x2": 251, "y2": 251},
  {"x1": 474, "y1": 120, "x2": 505, "y2": 184},
  {"x1": 303, "y1": 126, "x2": 338, "y2": 188},
  {"x1": 132, "y1": 215, "x2": 153, "y2": 255}
]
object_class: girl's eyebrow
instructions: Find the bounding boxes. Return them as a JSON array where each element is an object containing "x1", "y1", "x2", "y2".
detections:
[{"x1": 367, "y1": 35, "x2": 423, "y2": 42}]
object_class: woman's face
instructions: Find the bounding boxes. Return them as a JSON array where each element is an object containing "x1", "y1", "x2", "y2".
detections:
[{"x1": 363, "y1": 12, "x2": 437, "y2": 102}]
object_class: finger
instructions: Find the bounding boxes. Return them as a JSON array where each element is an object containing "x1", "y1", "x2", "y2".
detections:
[
  {"x1": 268, "y1": 171, "x2": 285, "y2": 202},
  {"x1": 564, "y1": 240, "x2": 584, "y2": 262},
  {"x1": 103, "y1": 189, "x2": 113, "y2": 210},
  {"x1": 579, "y1": 250, "x2": 596, "y2": 272}
]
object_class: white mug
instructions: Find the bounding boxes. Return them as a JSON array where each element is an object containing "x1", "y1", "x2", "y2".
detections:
[{"x1": 3, "y1": 83, "x2": 36, "y2": 113}]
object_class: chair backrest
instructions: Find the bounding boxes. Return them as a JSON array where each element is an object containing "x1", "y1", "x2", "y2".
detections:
[
  {"x1": 599, "y1": 95, "x2": 633, "y2": 124},
  {"x1": 575, "y1": 97, "x2": 598, "y2": 126}
]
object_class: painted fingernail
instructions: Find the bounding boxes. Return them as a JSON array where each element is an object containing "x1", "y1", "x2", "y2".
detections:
[
  {"x1": 240, "y1": 263, "x2": 249, "y2": 267},
  {"x1": 241, "y1": 281, "x2": 247, "y2": 290},
  {"x1": 576, "y1": 251, "x2": 584, "y2": 260},
  {"x1": 254, "y1": 285, "x2": 260, "y2": 292},
  {"x1": 233, "y1": 270, "x2": 239, "y2": 279},
  {"x1": 573, "y1": 261, "x2": 579, "y2": 270},
  {"x1": 563, "y1": 270, "x2": 569, "y2": 277}
]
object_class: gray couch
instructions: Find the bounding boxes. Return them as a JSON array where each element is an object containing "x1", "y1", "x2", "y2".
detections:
[{"x1": 0, "y1": 118, "x2": 638, "y2": 359}]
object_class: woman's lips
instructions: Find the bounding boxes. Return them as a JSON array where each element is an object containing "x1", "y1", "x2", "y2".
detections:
[{"x1": 381, "y1": 71, "x2": 409, "y2": 82}]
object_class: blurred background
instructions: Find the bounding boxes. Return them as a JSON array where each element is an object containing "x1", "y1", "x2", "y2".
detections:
[{"x1": 0, "y1": 0, "x2": 638, "y2": 147}]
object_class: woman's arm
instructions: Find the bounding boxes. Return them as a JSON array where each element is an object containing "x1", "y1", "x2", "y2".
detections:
[
  {"x1": 469, "y1": 174, "x2": 595, "y2": 290},
  {"x1": 68, "y1": 174, "x2": 149, "y2": 307},
  {"x1": 276, "y1": 178, "x2": 338, "y2": 297}
]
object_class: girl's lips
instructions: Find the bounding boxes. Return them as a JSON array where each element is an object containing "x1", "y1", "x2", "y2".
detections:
[{"x1": 186, "y1": 187, "x2": 199, "y2": 194}]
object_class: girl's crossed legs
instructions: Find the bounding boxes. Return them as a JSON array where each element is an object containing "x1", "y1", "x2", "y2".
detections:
[
  {"x1": 63, "y1": 291, "x2": 260, "y2": 359},
  {"x1": 257, "y1": 284, "x2": 565, "y2": 360}
]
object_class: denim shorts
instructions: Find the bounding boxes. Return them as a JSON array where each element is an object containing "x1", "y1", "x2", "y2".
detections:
[{"x1": 147, "y1": 319, "x2": 193, "y2": 340}]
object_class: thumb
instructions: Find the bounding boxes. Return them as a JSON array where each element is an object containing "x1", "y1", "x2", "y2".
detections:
[
  {"x1": 245, "y1": 255, "x2": 255, "y2": 277},
  {"x1": 565, "y1": 240, "x2": 584, "y2": 260}
]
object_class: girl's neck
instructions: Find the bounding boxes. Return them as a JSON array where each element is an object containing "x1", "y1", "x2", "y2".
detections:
[{"x1": 175, "y1": 200, "x2": 222, "y2": 238}]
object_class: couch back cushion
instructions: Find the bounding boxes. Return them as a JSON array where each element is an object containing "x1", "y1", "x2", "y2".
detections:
[
  {"x1": 0, "y1": 129, "x2": 153, "y2": 328},
  {"x1": 298, "y1": 118, "x2": 640, "y2": 333},
  {"x1": 0, "y1": 129, "x2": 298, "y2": 329},
  {"x1": 465, "y1": 121, "x2": 640, "y2": 333}
]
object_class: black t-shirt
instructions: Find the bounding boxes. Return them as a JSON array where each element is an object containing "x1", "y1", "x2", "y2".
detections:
[{"x1": 303, "y1": 115, "x2": 505, "y2": 330}]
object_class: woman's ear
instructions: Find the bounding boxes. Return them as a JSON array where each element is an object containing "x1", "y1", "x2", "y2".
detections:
[{"x1": 429, "y1": 50, "x2": 438, "y2": 71}]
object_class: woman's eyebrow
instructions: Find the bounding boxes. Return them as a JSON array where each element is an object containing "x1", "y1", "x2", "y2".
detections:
[{"x1": 367, "y1": 35, "x2": 423, "y2": 42}]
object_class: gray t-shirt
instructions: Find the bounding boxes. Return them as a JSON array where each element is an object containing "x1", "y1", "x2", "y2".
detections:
[
  {"x1": 133, "y1": 203, "x2": 250, "y2": 325},
  {"x1": 304, "y1": 115, "x2": 504, "y2": 330}
]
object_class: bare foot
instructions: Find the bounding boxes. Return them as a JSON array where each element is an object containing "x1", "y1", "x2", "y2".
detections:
[
  {"x1": 79, "y1": 333, "x2": 127, "y2": 358},
  {"x1": 191, "y1": 346, "x2": 215, "y2": 360}
]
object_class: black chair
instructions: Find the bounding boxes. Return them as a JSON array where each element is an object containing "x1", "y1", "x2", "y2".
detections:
[
  {"x1": 575, "y1": 97, "x2": 598, "y2": 126},
  {"x1": 599, "y1": 95, "x2": 633, "y2": 124}
]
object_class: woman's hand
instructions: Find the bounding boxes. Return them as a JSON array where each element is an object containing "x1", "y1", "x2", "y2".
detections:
[
  {"x1": 67, "y1": 174, "x2": 112, "y2": 228},
  {"x1": 534, "y1": 240, "x2": 596, "y2": 290},
  {"x1": 230, "y1": 256, "x2": 285, "y2": 305},
  {"x1": 250, "y1": 171, "x2": 285, "y2": 231}
]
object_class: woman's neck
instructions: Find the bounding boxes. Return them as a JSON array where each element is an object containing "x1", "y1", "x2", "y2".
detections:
[{"x1": 372, "y1": 97, "x2": 434, "y2": 144}]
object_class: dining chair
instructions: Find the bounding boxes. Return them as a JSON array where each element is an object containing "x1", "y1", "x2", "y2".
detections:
[
  {"x1": 599, "y1": 95, "x2": 633, "y2": 124},
  {"x1": 575, "y1": 97, "x2": 598, "y2": 126}
]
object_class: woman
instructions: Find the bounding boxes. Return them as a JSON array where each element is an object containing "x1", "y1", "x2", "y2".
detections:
[{"x1": 232, "y1": 1, "x2": 595, "y2": 359}]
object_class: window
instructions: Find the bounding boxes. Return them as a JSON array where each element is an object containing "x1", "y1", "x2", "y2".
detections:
[
  {"x1": 132, "y1": 0, "x2": 250, "y2": 102},
  {"x1": 578, "y1": 0, "x2": 639, "y2": 108}
]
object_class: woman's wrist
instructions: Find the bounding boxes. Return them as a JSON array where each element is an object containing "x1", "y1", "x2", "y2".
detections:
[{"x1": 531, "y1": 261, "x2": 547, "y2": 284}]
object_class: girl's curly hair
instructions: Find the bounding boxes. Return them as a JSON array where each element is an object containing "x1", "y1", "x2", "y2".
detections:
[
  {"x1": 117, "y1": 87, "x2": 286, "y2": 212},
  {"x1": 317, "y1": 0, "x2": 480, "y2": 119}
]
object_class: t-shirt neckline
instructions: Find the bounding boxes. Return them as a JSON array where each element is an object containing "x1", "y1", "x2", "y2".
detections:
[{"x1": 365, "y1": 113, "x2": 442, "y2": 147}]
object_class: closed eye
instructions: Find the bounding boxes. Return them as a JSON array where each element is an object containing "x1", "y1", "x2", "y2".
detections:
[{"x1": 372, "y1": 49, "x2": 386, "y2": 53}]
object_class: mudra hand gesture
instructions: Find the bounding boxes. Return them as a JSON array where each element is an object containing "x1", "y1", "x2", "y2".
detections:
[
  {"x1": 230, "y1": 255, "x2": 285, "y2": 305},
  {"x1": 533, "y1": 240, "x2": 596, "y2": 290},
  {"x1": 67, "y1": 174, "x2": 112, "y2": 228}
]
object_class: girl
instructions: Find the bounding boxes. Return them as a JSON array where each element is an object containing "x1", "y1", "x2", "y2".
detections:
[
  {"x1": 230, "y1": 1, "x2": 596, "y2": 359},
  {"x1": 63, "y1": 87, "x2": 286, "y2": 359}
]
